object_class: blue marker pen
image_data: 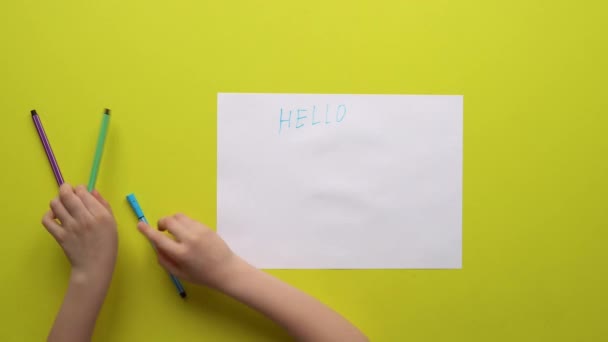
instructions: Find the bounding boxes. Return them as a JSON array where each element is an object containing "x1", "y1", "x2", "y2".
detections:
[{"x1": 127, "y1": 193, "x2": 187, "y2": 298}]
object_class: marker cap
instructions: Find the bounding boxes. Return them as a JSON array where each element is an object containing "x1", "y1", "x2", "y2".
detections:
[{"x1": 126, "y1": 193, "x2": 145, "y2": 219}]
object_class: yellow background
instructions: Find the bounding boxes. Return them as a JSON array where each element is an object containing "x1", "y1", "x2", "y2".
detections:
[{"x1": 1, "y1": 1, "x2": 606, "y2": 341}]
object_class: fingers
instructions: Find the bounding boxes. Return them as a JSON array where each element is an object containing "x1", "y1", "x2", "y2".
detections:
[
  {"x1": 59, "y1": 183, "x2": 88, "y2": 219},
  {"x1": 157, "y1": 250, "x2": 183, "y2": 277},
  {"x1": 158, "y1": 216, "x2": 189, "y2": 241},
  {"x1": 42, "y1": 211, "x2": 64, "y2": 242},
  {"x1": 137, "y1": 222, "x2": 183, "y2": 259},
  {"x1": 174, "y1": 213, "x2": 193, "y2": 225},
  {"x1": 75, "y1": 185, "x2": 105, "y2": 216},
  {"x1": 92, "y1": 190, "x2": 113, "y2": 213},
  {"x1": 50, "y1": 197, "x2": 71, "y2": 224}
]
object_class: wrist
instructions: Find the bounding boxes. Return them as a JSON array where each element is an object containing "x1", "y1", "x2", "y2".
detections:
[
  {"x1": 213, "y1": 255, "x2": 258, "y2": 295},
  {"x1": 70, "y1": 264, "x2": 115, "y2": 288}
]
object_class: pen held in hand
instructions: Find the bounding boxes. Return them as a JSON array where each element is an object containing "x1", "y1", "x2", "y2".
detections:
[
  {"x1": 31, "y1": 110, "x2": 64, "y2": 186},
  {"x1": 126, "y1": 193, "x2": 187, "y2": 298},
  {"x1": 87, "y1": 108, "x2": 111, "y2": 192}
]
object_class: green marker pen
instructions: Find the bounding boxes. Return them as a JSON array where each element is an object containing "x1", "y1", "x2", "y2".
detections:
[{"x1": 88, "y1": 108, "x2": 111, "y2": 192}]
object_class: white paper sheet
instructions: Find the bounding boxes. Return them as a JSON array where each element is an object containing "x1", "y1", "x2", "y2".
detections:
[{"x1": 217, "y1": 93, "x2": 462, "y2": 269}]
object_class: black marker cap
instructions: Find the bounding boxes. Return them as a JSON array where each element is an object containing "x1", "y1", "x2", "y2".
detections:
[
  {"x1": 31, "y1": 109, "x2": 38, "y2": 116},
  {"x1": 104, "y1": 108, "x2": 111, "y2": 115}
]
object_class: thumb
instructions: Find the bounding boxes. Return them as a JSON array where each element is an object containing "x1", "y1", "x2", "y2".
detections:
[{"x1": 137, "y1": 222, "x2": 182, "y2": 260}]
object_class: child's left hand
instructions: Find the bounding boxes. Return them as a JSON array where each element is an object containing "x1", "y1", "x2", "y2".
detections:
[{"x1": 42, "y1": 184, "x2": 118, "y2": 282}]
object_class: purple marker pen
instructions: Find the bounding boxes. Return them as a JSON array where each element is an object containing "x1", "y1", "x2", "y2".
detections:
[{"x1": 31, "y1": 110, "x2": 64, "y2": 186}]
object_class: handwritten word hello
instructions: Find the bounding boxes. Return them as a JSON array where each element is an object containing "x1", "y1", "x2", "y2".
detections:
[{"x1": 279, "y1": 104, "x2": 346, "y2": 133}]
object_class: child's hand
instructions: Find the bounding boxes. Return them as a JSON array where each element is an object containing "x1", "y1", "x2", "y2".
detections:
[
  {"x1": 137, "y1": 214, "x2": 238, "y2": 290},
  {"x1": 42, "y1": 184, "x2": 118, "y2": 282}
]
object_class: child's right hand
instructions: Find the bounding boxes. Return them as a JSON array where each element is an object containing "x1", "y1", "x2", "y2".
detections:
[
  {"x1": 137, "y1": 214, "x2": 240, "y2": 290},
  {"x1": 138, "y1": 217, "x2": 369, "y2": 342}
]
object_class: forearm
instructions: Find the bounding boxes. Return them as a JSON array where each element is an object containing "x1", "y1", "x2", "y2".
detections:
[
  {"x1": 48, "y1": 271, "x2": 112, "y2": 342},
  {"x1": 219, "y1": 258, "x2": 368, "y2": 342}
]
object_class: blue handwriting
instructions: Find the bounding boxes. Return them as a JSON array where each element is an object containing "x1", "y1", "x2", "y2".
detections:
[{"x1": 279, "y1": 104, "x2": 346, "y2": 133}]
